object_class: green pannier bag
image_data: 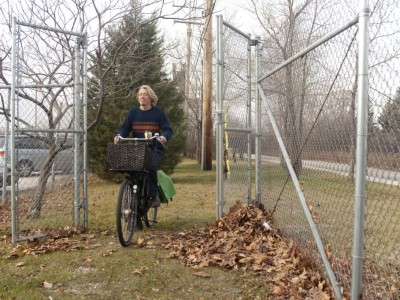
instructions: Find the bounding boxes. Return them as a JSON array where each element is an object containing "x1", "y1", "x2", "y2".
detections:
[{"x1": 157, "y1": 170, "x2": 176, "y2": 203}]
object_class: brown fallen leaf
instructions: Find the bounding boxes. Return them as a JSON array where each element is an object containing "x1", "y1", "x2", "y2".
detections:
[
  {"x1": 43, "y1": 281, "x2": 53, "y2": 289},
  {"x1": 133, "y1": 269, "x2": 144, "y2": 275},
  {"x1": 325, "y1": 244, "x2": 332, "y2": 260},
  {"x1": 81, "y1": 233, "x2": 96, "y2": 239},
  {"x1": 272, "y1": 285, "x2": 285, "y2": 296},
  {"x1": 132, "y1": 266, "x2": 148, "y2": 275},
  {"x1": 309, "y1": 286, "x2": 330, "y2": 300},
  {"x1": 16, "y1": 261, "x2": 25, "y2": 267},
  {"x1": 193, "y1": 271, "x2": 211, "y2": 278}
]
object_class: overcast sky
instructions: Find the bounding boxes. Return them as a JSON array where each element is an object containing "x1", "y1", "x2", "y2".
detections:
[{"x1": 159, "y1": 0, "x2": 262, "y2": 41}]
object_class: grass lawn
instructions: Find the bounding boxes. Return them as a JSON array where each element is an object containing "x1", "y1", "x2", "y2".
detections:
[
  {"x1": 2, "y1": 158, "x2": 398, "y2": 299},
  {"x1": 0, "y1": 159, "x2": 270, "y2": 300}
]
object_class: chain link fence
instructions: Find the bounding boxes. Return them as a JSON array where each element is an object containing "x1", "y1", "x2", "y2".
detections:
[
  {"x1": 0, "y1": 19, "x2": 88, "y2": 242},
  {"x1": 217, "y1": 1, "x2": 400, "y2": 299},
  {"x1": 218, "y1": 21, "x2": 253, "y2": 209}
]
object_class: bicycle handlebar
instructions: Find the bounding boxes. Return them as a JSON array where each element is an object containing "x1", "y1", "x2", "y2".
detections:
[{"x1": 115, "y1": 133, "x2": 165, "y2": 148}]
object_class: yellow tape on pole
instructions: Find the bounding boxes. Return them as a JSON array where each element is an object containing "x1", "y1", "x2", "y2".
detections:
[{"x1": 223, "y1": 107, "x2": 230, "y2": 178}]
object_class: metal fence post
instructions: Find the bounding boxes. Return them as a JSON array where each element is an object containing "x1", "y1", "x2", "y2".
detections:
[
  {"x1": 351, "y1": 0, "x2": 370, "y2": 298},
  {"x1": 216, "y1": 15, "x2": 224, "y2": 219},
  {"x1": 10, "y1": 17, "x2": 18, "y2": 243},
  {"x1": 82, "y1": 34, "x2": 89, "y2": 228},
  {"x1": 246, "y1": 36, "x2": 252, "y2": 204},
  {"x1": 255, "y1": 37, "x2": 261, "y2": 203},
  {"x1": 73, "y1": 37, "x2": 81, "y2": 225}
]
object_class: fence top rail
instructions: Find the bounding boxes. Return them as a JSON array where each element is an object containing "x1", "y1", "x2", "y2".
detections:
[
  {"x1": 17, "y1": 128, "x2": 85, "y2": 134},
  {"x1": 1, "y1": 84, "x2": 74, "y2": 89},
  {"x1": 223, "y1": 20, "x2": 251, "y2": 40},
  {"x1": 16, "y1": 84, "x2": 75, "y2": 89},
  {"x1": 16, "y1": 19, "x2": 85, "y2": 38}
]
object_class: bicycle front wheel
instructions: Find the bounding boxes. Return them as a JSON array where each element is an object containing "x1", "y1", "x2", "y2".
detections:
[{"x1": 116, "y1": 178, "x2": 138, "y2": 247}]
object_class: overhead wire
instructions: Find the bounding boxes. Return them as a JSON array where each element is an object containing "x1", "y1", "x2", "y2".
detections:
[{"x1": 189, "y1": 0, "x2": 216, "y2": 80}]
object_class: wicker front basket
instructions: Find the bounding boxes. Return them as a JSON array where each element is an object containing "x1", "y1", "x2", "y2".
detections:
[{"x1": 107, "y1": 143, "x2": 152, "y2": 172}]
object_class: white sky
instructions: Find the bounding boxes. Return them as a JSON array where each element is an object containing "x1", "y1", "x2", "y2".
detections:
[{"x1": 159, "y1": 0, "x2": 262, "y2": 41}]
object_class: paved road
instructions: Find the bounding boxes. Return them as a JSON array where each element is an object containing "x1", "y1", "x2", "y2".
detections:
[
  {"x1": 262, "y1": 155, "x2": 399, "y2": 186},
  {"x1": 1, "y1": 172, "x2": 72, "y2": 194}
]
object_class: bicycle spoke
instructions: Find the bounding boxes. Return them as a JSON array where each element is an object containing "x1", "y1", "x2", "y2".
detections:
[{"x1": 116, "y1": 179, "x2": 136, "y2": 246}]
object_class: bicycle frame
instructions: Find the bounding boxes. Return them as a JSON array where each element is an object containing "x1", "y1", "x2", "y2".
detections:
[
  {"x1": 127, "y1": 171, "x2": 150, "y2": 214},
  {"x1": 112, "y1": 134, "x2": 162, "y2": 246}
]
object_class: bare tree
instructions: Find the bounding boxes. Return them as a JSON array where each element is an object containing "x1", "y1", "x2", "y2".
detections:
[
  {"x1": 247, "y1": 0, "x2": 400, "y2": 180},
  {"x1": 346, "y1": 0, "x2": 400, "y2": 181},
  {"x1": 172, "y1": 36, "x2": 203, "y2": 161},
  {"x1": 248, "y1": 0, "x2": 321, "y2": 178},
  {"x1": 0, "y1": 0, "x2": 188, "y2": 218}
]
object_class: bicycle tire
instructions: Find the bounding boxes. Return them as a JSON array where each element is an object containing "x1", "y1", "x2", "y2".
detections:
[
  {"x1": 116, "y1": 178, "x2": 138, "y2": 247},
  {"x1": 144, "y1": 207, "x2": 158, "y2": 227}
]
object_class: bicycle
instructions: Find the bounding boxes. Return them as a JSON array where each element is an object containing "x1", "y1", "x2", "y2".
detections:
[{"x1": 107, "y1": 133, "x2": 163, "y2": 247}]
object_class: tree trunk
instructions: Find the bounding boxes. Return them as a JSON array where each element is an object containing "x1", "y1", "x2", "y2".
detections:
[{"x1": 28, "y1": 145, "x2": 59, "y2": 218}]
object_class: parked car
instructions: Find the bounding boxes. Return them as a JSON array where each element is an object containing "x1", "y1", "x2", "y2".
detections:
[
  {"x1": 0, "y1": 135, "x2": 73, "y2": 177},
  {"x1": 0, "y1": 161, "x2": 18, "y2": 187}
]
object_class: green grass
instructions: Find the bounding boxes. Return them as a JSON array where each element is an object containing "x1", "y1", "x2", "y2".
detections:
[
  {"x1": 0, "y1": 159, "x2": 268, "y2": 300},
  {"x1": 1, "y1": 158, "x2": 398, "y2": 299},
  {"x1": 258, "y1": 161, "x2": 400, "y2": 262}
]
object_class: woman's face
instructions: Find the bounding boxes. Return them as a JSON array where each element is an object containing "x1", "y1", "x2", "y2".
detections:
[{"x1": 138, "y1": 88, "x2": 152, "y2": 109}]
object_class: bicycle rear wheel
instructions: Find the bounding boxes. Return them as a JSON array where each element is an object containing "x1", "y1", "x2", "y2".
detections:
[{"x1": 116, "y1": 178, "x2": 139, "y2": 247}]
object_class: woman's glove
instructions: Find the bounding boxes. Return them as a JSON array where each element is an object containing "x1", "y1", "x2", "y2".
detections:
[
  {"x1": 114, "y1": 135, "x2": 121, "y2": 144},
  {"x1": 158, "y1": 135, "x2": 167, "y2": 144}
]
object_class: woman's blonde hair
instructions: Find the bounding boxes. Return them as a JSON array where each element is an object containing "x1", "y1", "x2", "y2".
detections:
[{"x1": 137, "y1": 85, "x2": 158, "y2": 106}]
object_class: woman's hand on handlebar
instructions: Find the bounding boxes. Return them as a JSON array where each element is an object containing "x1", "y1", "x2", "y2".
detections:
[
  {"x1": 114, "y1": 135, "x2": 121, "y2": 144},
  {"x1": 157, "y1": 135, "x2": 167, "y2": 144}
]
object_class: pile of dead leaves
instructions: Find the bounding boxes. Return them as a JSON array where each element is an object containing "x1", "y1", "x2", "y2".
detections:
[
  {"x1": 162, "y1": 202, "x2": 335, "y2": 299},
  {"x1": 2, "y1": 226, "x2": 100, "y2": 258}
]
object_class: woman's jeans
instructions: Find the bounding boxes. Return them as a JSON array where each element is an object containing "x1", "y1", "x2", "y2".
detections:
[{"x1": 148, "y1": 145, "x2": 163, "y2": 198}]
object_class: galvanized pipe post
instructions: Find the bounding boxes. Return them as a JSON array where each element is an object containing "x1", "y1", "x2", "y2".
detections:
[
  {"x1": 246, "y1": 36, "x2": 252, "y2": 204},
  {"x1": 73, "y1": 36, "x2": 82, "y2": 225},
  {"x1": 254, "y1": 36, "x2": 261, "y2": 203},
  {"x1": 10, "y1": 17, "x2": 18, "y2": 243},
  {"x1": 82, "y1": 33, "x2": 89, "y2": 228},
  {"x1": 216, "y1": 15, "x2": 224, "y2": 219},
  {"x1": 351, "y1": 0, "x2": 370, "y2": 298}
]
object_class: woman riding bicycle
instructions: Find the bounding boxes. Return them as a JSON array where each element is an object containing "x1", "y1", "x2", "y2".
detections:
[{"x1": 114, "y1": 84, "x2": 173, "y2": 209}]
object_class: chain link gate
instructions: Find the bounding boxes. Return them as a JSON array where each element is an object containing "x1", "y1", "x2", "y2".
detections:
[
  {"x1": 216, "y1": 0, "x2": 400, "y2": 298},
  {"x1": 215, "y1": 16, "x2": 255, "y2": 218},
  {"x1": 1, "y1": 18, "x2": 88, "y2": 242}
]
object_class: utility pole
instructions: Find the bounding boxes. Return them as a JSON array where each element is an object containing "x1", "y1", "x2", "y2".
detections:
[
  {"x1": 180, "y1": 1, "x2": 192, "y2": 159},
  {"x1": 184, "y1": 2, "x2": 192, "y2": 118},
  {"x1": 201, "y1": 0, "x2": 213, "y2": 171}
]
